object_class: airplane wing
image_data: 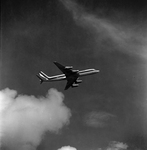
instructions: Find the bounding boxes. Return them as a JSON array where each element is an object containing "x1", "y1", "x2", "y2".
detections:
[
  {"x1": 54, "y1": 61, "x2": 76, "y2": 76},
  {"x1": 64, "y1": 80, "x2": 74, "y2": 90},
  {"x1": 54, "y1": 61, "x2": 80, "y2": 90},
  {"x1": 64, "y1": 77, "x2": 78, "y2": 90}
]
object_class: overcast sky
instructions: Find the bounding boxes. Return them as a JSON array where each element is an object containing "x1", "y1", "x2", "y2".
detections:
[{"x1": 1, "y1": 0, "x2": 147, "y2": 150}]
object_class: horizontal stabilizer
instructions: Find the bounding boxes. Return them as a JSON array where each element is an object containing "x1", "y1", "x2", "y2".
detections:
[{"x1": 36, "y1": 74, "x2": 44, "y2": 84}]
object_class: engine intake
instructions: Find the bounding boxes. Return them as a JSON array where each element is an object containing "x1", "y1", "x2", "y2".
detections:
[
  {"x1": 72, "y1": 70, "x2": 79, "y2": 73},
  {"x1": 75, "y1": 79, "x2": 82, "y2": 83},
  {"x1": 65, "y1": 66, "x2": 73, "y2": 69}
]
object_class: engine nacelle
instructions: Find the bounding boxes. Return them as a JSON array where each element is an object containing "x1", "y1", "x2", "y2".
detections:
[
  {"x1": 72, "y1": 70, "x2": 79, "y2": 73},
  {"x1": 65, "y1": 66, "x2": 73, "y2": 69},
  {"x1": 72, "y1": 83, "x2": 79, "y2": 88},
  {"x1": 75, "y1": 79, "x2": 82, "y2": 83}
]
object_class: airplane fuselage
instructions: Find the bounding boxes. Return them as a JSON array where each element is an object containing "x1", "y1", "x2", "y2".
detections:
[
  {"x1": 79, "y1": 69, "x2": 99, "y2": 76},
  {"x1": 39, "y1": 69, "x2": 99, "y2": 82}
]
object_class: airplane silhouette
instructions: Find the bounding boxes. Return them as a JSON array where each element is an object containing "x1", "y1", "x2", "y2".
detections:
[{"x1": 36, "y1": 61, "x2": 99, "y2": 90}]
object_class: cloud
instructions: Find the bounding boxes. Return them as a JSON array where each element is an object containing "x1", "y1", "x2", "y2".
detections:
[
  {"x1": 60, "y1": 0, "x2": 147, "y2": 59},
  {"x1": 58, "y1": 146, "x2": 77, "y2": 150},
  {"x1": 85, "y1": 111, "x2": 116, "y2": 128},
  {"x1": 58, "y1": 142, "x2": 128, "y2": 150},
  {"x1": 106, "y1": 141, "x2": 128, "y2": 150},
  {"x1": 97, "y1": 141, "x2": 128, "y2": 150},
  {"x1": 0, "y1": 88, "x2": 71, "y2": 150}
]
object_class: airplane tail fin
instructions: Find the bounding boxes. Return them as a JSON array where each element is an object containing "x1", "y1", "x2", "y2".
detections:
[
  {"x1": 36, "y1": 71, "x2": 50, "y2": 84},
  {"x1": 40, "y1": 71, "x2": 50, "y2": 79},
  {"x1": 36, "y1": 74, "x2": 44, "y2": 84}
]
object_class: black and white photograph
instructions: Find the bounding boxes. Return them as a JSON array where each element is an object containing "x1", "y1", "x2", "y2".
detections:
[{"x1": 1, "y1": 0, "x2": 147, "y2": 150}]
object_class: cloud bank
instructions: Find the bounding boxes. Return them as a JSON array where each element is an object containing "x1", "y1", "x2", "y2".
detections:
[{"x1": 0, "y1": 88, "x2": 71, "y2": 150}]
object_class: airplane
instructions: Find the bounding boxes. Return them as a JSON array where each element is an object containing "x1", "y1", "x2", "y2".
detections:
[{"x1": 36, "y1": 61, "x2": 99, "y2": 90}]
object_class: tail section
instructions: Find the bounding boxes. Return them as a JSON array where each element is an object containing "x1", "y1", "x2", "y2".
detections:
[
  {"x1": 40, "y1": 71, "x2": 50, "y2": 79},
  {"x1": 36, "y1": 71, "x2": 50, "y2": 84},
  {"x1": 36, "y1": 74, "x2": 44, "y2": 84}
]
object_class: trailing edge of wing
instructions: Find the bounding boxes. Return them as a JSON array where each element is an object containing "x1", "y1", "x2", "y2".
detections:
[{"x1": 64, "y1": 80, "x2": 73, "y2": 90}]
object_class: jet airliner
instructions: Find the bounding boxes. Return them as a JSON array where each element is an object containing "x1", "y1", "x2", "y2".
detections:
[{"x1": 36, "y1": 61, "x2": 99, "y2": 90}]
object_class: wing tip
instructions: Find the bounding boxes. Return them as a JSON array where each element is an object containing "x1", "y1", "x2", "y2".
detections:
[{"x1": 53, "y1": 61, "x2": 57, "y2": 64}]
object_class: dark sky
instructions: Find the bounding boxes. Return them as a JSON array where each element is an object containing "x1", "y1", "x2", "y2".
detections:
[{"x1": 1, "y1": 0, "x2": 147, "y2": 150}]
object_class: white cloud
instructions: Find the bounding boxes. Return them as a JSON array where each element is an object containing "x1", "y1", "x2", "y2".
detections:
[
  {"x1": 106, "y1": 141, "x2": 128, "y2": 150},
  {"x1": 57, "y1": 142, "x2": 128, "y2": 150},
  {"x1": 0, "y1": 88, "x2": 71, "y2": 150},
  {"x1": 85, "y1": 111, "x2": 115, "y2": 128},
  {"x1": 58, "y1": 146, "x2": 77, "y2": 150}
]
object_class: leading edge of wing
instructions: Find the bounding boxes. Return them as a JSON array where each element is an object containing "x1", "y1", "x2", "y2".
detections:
[
  {"x1": 54, "y1": 61, "x2": 73, "y2": 76},
  {"x1": 54, "y1": 61, "x2": 66, "y2": 73}
]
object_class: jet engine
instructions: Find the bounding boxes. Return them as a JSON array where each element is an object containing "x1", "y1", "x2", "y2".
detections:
[
  {"x1": 72, "y1": 83, "x2": 79, "y2": 87},
  {"x1": 72, "y1": 70, "x2": 79, "y2": 73},
  {"x1": 75, "y1": 79, "x2": 82, "y2": 83},
  {"x1": 65, "y1": 66, "x2": 73, "y2": 69}
]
